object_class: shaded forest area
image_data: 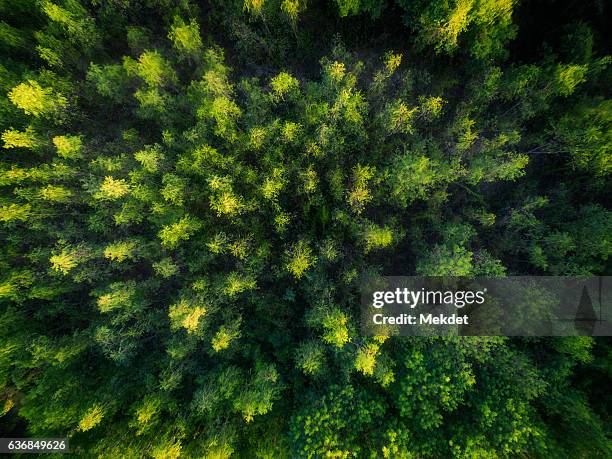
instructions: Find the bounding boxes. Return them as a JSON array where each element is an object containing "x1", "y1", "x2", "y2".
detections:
[{"x1": 0, "y1": 0, "x2": 611, "y2": 457}]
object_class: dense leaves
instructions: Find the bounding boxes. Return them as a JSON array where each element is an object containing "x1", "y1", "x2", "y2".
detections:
[{"x1": 0, "y1": 0, "x2": 610, "y2": 457}]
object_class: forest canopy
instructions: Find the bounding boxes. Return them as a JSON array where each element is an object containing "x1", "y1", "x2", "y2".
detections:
[{"x1": 0, "y1": 0, "x2": 611, "y2": 457}]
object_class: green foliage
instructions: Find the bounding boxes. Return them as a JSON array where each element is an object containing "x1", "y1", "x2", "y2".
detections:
[
  {"x1": 158, "y1": 215, "x2": 203, "y2": 248},
  {"x1": 289, "y1": 385, "x2": 385, "y2": 457},
  {"x1": 399, "y1": 0, "x2": 518, "y2": 59},
  {"x1": 295, "y1": 340, "x2": 326, "y2": 375},
  {"x1": 124, "y1": 50, "x2": 177, "y2": 87},
  {"x1": 363, "y1": 224, "x2": 394, "y2": 253},
  {"x1": 285, "y1": 240, "x2": 317, "y2": 278},
  {"x1": 8, "y1": 80, "x2": 66, "y2": 117},
  {"x1": 49, "y1": 248, "x2": 78, "y2": 275},
  {"x1": 335, "y1": 0, "x2": 387, "y2": 18},
  {"x1": 95, "y1": 176, "x2": 130, "y2": 200},
  {"x1": 78, "y1": 404, "x2": 104, "y2": 432},
  {"x1": 555, "y1": 99, "x2": 612, "y2": 175},
  {"x1": 270, "y1": 71, "x2": 300, "y2": 100},
  {"x1": 40, "y1": 184, "x2": 72, "y2": 202},
  {"x1": 52, "y1": 134, "x2": 81, "y2": 158},
  {"x1": 103, "y1": 240, "x2": 137, "y2": 263},
  {"x1": 168, "y1": 17, "x2": 203, "y2": 60},
  {"x1": 2, "y1": 127, "x2": 39, "y2": 149},
  {"x1": 0, "y1": 1, "x2": 610, "y2": 457}
]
